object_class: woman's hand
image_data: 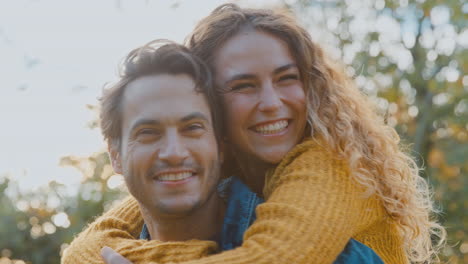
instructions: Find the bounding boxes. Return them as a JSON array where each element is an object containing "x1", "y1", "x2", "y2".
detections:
[{"x1": 101, "y1": 247, "x2": 133, "y2": 264}]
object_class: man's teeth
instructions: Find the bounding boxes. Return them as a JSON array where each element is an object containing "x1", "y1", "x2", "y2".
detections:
[
  {"x1": 254, "y1": 120, "x2": 288, "y2": 134},
  {"x1": 157, "y1": 172, "x2": 192, "y2": 181}
]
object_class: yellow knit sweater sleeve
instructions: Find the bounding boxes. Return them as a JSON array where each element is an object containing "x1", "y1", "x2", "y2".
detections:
[
  {"x1": 61, "y1": 196, "x2": 218, "y2": 264},
  {"x1": 62, "y1": 139, "x2": 406, "y2": 264}
]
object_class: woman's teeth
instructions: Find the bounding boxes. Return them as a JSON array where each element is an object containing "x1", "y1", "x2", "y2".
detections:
[
  {"x1": 253, "y1": 120, "x2": 288, "y2": 134},
  {"x1": 157, "y1": 172, "x2": 192, "y2": 181}
]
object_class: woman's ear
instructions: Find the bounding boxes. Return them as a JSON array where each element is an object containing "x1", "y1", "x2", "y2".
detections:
[{"x1": 108, "y1": 142, "x2": 123, "y2": 174}]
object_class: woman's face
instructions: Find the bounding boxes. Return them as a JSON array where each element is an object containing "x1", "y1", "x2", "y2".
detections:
[{"x1": 213, "y1": 30, "x2": 307, "y2": 164}]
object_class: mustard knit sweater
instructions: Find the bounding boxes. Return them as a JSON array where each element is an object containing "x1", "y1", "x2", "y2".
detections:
[{"x1": 62, "y1": 139, "x2": 408, "y2": 264}]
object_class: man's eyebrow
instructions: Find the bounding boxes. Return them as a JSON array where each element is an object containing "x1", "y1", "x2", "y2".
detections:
[
  {"x1": 180, "y1": 112, "x2": 209, "y2": 123},
  {"x1": 130, "y1": 119, "x2": 160, "y2": 132},
  {"x1": 273, "y1": 63, "x2": 298, "y2": 75}
]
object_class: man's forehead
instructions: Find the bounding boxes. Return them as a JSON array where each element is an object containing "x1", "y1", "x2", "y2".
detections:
[
  {"x1": 122, "y1": 74, "x2": 212, "y2": 125},
  {"x1": 124, "y1": 74, "x2": 199, "y2": 99}
]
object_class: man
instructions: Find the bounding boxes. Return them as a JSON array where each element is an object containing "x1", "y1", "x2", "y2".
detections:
[
  {"x1": 105, "y1": 41, "x2": 224, "y2": 243},
  {"x1": 62, "y1": 41, "x2": 383, "y2": 264},
  {"x1": 63, "y1": 40, "x2": 227, "y2": 262}
]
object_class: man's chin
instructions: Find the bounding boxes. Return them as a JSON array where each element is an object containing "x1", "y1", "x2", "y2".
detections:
[{"x1": 153, "y1": 200, "x2": 202, "y2": 217}]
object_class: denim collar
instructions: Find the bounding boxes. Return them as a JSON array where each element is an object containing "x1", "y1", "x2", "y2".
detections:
[{"x1": 220, "y1": 176, "x2": 264, "y2": 250}]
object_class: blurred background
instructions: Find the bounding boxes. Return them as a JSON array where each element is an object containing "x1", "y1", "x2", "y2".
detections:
[{"x1": 0, "y1": 0, "x2": 466, "y2": 263}]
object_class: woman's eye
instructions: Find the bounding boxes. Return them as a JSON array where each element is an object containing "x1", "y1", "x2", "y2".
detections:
[{"x1": 278, "y1": 74, "x2": 299, "y2": 82}]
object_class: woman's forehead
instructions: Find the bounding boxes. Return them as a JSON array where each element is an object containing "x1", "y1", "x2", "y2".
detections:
[{"x1": 213, "y1": 30, "x2": 296, "y2": 78}]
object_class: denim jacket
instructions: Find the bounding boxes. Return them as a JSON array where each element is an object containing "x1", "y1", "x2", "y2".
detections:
[{"x1": 141, "y1": 176, "x2": 383, "y2": 263}]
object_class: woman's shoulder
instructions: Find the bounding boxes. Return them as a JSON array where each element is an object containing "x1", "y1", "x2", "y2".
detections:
[
  {"x1": 274, "y1": 137, "x2": 341, "y2": 173},
  {"x1": 264, "y1": 137, "x2": 350, "y2": 197}
]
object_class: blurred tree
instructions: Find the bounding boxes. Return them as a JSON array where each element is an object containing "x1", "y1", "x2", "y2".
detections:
[
  {"x1": 0, "y1": 151, "x2": 126, "y2": 264},
  {"x1": 283, "y1": 0, "x2": 467, "y2": 262}
]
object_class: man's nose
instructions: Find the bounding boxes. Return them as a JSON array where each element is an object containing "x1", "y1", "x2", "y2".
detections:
[
  {"x1": 258, "y1": 81, "x2": 282, "y2": 112},
  {"x1": 158, "y1": 130, "x2": 189, "y2": 165}
]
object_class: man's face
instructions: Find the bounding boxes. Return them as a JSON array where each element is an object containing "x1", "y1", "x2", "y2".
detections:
[{"x1": 111, "y1": 74, "x2": 221, "y2": 216}]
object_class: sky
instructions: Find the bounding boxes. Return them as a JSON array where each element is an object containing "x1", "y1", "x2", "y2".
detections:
[{"x1": 0, "y1": 0, "x2": 278, "y2": 193}]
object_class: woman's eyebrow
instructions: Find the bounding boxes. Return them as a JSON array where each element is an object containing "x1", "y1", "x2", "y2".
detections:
[
  {"x1": 273, "y1": 63, "x2": 298, "y2": 74},
  {"x1": 223, "y1": 63, "x2": 297, "y2": 86}
]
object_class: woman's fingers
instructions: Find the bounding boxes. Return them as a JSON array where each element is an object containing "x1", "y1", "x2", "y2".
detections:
[{"x1": 101, "y1": 246, "x2": 133, "y2": 264}]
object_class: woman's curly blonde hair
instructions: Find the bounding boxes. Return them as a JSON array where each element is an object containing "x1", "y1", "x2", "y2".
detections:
[{"x1": 187, "y1": 4, "x2": 446, "y2": 263}]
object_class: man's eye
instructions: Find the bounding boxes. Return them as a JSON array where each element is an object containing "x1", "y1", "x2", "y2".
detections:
[
  {"x1": 230, "y1": 83, "x2": 254, "y2": 91},
  {"x1": 137, "y1": 129, "x2": 161, "y2": 138},
  {"x1": 139, "y1": 129, "x2": 156, "y2": 135},
  {"x1": 183, "y1": 123, "x2": 205, "y2": 136},
  {"x1": 186, "y1": 123, "x2": 204, "y2": 131},
  {"x1": 135, "y1": 128, "x2": 160, "y2": 142}
]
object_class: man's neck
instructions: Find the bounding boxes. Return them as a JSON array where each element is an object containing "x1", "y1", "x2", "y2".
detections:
[{"x1": 139, "y1": 194, "x2": 225, "y2": 242}]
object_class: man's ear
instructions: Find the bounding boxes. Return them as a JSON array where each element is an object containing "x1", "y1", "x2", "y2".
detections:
[{"x1": 108, "y1": 142, "x2": 123, "y2": 174}]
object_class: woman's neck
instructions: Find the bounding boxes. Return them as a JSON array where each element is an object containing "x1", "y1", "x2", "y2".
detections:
[{"x1": 234, "y1": 151, "x2": 274, "y2": 195}]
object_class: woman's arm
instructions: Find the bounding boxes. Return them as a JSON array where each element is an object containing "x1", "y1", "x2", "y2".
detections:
[
  {"x1": 61, "y1": 196, "x2": 218, "y2": 264},
  {"x1": 63, "y1": 140, "x2": 384, "y2": 264}
]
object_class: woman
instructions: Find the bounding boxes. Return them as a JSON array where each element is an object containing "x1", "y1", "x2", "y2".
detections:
[{"x1": 63, "y1": 4, "x2": 445, "y2": 263}]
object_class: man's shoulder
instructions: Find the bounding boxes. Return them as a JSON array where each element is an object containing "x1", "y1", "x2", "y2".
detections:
[{"x1": 334, "y1": 239, "x2": 384, "y2": 264}]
